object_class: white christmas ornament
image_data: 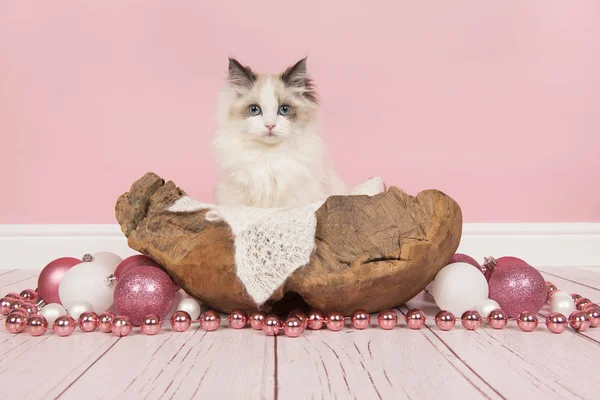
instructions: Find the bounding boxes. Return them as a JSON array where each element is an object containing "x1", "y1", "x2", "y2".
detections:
[
  {"x1": 475, "y1": 299, "x2": 501, "y2": 319},
  {"x1": 83, "y1": 252, "x2": 122, "y2": 271},
  {"x1": 432, "y1": 262, "x2": 489, "y2": 316},
  {"x1": 550, "y1": 291, "x2": 575, "y2": 315},
  {"x1": 176, "y1": 297, "x2": 202, "y2": 320},
  {"x1": 39, "y1": 303, "x2": 67, "y2": 326},
  {"x1": 59, "y1": 261, "x2": 116, "y2": 313},
  {"x1": 67, "y1": 301, "x2": 94, "y2": 320}
]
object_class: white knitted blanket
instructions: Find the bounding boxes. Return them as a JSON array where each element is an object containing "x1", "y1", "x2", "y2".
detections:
[{"x1": 168, "y1": 177, "x2": 384, "y2": 305}]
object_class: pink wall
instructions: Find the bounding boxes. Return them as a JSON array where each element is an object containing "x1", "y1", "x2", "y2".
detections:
[{"x1": 1, "y1": 1, "x2": 599, "y2": 224}]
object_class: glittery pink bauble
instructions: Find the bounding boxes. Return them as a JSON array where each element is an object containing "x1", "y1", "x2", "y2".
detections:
[
  {"x1": 351, "y1": 309, "x2": 371, "y2": 330},
  {"x1": 517, "y1": 312, "x2": 538, "y2": 332},
  {"x1": 141, "y1": 314, "x2": 162, "y2": 335},
  {"x1": 283, "y1": 317, "x2": 304, "y2": 337},
  {"x1": 170, "y1": 311, "x2": 191, "y2": 332},
  {"x1": 249, "y1": 312, "x2": 266, "y2": 330},
  {"x1": 377, "y1": 310, "x2": 398, "y2": 330},
  {"x1": 263, "y1": 315, "x2": 282, "y2": 336},
  {"x1": 113, "y1": 267, "x2": 176, "y2": 326},
  {"x1": 487, "y1": 257, "x2": 546, "y2": 318},
  {"x1": 114, "y1": 255, "x2": 161, "y2": 279},
  {"x1": 569, "y1": 311, "x2": 591, "y2": 332},
  {"x1": 326, "y1": 312, "x2": 345, "y2": 331},
  {"x1": 53, "y1": 316, "x2": 76, "y2": 336},
  {"x1": 405, "y1": 309, "x2": 426, "y2": 329},
  {"x1": 288, "y1": 309, "x2": 308, "y2": 330},
  {"x1": 307, "y1": 311, "x2": 325, "y2": 330},
  {"x1": 546, "y1": 313, "x2": 568, "y2": 334},
  {"x1": 461, "y1": 311, "x2": 482, "y2": 330},
  {"x1": 5, "y1": 312, "x2": 27, "y2": 333},
  {"x1": 98, "y1": 312, "x2": 116, "y2": 333},
  {"x1": 78, "y1": 312, "x2": 99, "y2": 332},
  {"x1": 19, "y1": 289, "x2": 38, "y2": 303},
  {"x1": 435, "y1": 310, "x2": 455, "y2": 331},
  {"x1": 228, "y1": 310, "x2": 248, "y2": 329},
  {"x1": 37, "y1": 257, "x2": 81, "y2": 304},
  {"x1": 27, "y1": 315, "x2": 48, "y2": 336},
  {"x1": 200, "y1": 310, "x2": 221, "y2": 331},
  {"x1": 112, "y1": 316, "x2": 133, "y2": 336},
  {"x1": 487, "y1": 309, "x2": 508, "y2": 329}
]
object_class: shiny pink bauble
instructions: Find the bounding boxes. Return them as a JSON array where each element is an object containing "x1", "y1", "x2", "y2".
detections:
[
  {"x1": 112, "y1": 316, "x2": 133, "y2": 336},
  {"x1": 283, "y1": 317, "x2": 304, "y2": 337},
  {"x1": 170, "y1": 311, "x2": 192, "y2": 332},
  {"x1": 546, "y1": 313, "x2": 568, "y2": 334},
  {"x1": 200, "y1": 310, "x2": 221, "y2": 331},
  {"x1": 377, "y1": 310, "x2": 398, "y2": 330},
  {"x1": 546, "y1": 284, "x2": 559, "y2": 303},
  {"x1": 5, "y1": 312, "x2": 27, "y2": 333},
  {"x1": 571, "y1": 294, "x2": 582, "y2": 303},
  {"x1": 569, "y1": 311, "x2": 591, "y2": 332},
  {"x1": 288, "y1": 309, "x2": 308, "y2": 330},
  {"x1": 461, "y1": 311, "x2": 482, "y2": 330},
  {"x1": 351, "y1": 309, "x2": 371, "y2": 330},
  {"x1": 586, "y1": 307, "x2": 600, "y2": 328},
  {"x1": 263, "y1": 315, "x2": 282, "y2": 336},
  {"x1": 53, "y1": 315, "x2": 76, "y2": 336},
  {"x1": 326, "y1": 312, "x2": 345, "y2": 331},
  {"x1": 141, "y1": 314, "x2": 162, "y2": 335},
  {"x1": 78, "y1": 312, "x2": 99, "y2": 332},
  {"x1": 249, "y1": 312, "x2": 266, "y2": 330},
  {"x1": 37, "y1": 257, "x2": 81, "y2": 304},
  {"x1": 0, "y1": 297, "x2": 14, "y2": 316},
  {"x1": 19, "y1": 289, "x2": 38, "y2": 303},
  {"x1": 98, "y1": 312, "x2": 116, "y2": 333},
  {"x1": 575, "y1": 298, "x2": 593, "y2": 311},
  {"x1": 5, "y1": 292, "x2": 20, "y2": 300},
  {"x1": 487, "y1": 309, "x2": 508, "y2": 329},
  {"x1": 9, "y1": 300, "x2": 25, "y2": 313},
  {"x1": 18, "y1": 302, "x2": 38, "y2": 317},
  {"x1": 435, "y1": 310, "x2": 456, "y2": 331},
  {"x1": 517, "y1": 312, "x2": 538, "y2": 332},
  {"x1": 307, "y1": 311, "x2": 325, "y2": 330},
  {"x1": 113, "y1": 266, "x2": 176, "y2": 326},
  {"x1": 487, "y1": 257, "x2": 546, "y2": 318},
  {"x1": 405, "y1": 309, "x2": 426, "y2": 330},
  {"x1": 450, "y1": 253, "x2": 490, "y2": 280},
  {"x1": 228, "y1": 310, "x2": 248, "y2": 329},
  {"x1": 26, "y1": 315, "x2": 48, "y2": 336}
]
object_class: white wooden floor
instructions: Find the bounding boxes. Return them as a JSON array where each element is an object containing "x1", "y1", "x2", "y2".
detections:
[{"x1": 1, "y1": 267, "x2": 599, "y2": 400}]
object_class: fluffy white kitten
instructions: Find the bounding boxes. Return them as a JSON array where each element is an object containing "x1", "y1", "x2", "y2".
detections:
[{"x1": 212, "y1": 57, "x2": 346, "y2": 208}]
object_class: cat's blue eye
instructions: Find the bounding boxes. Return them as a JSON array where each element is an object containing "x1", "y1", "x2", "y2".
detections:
[
  {"x1": 248, "y1": 104, "x2": 261, "y2": 115},
  {"x1": 278, "y1": 105, "x2": 291, "y2": 115}
]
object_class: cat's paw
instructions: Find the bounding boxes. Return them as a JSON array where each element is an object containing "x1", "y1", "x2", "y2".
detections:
[{"x1": 168, "y1": 196, "x2": 214, "y2": 213}]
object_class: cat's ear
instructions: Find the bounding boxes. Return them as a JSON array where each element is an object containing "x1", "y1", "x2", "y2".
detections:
[
  {"x1": 228, "y1": 58, "x2": 256, "y2": 91},
  {"x1": 281, "y1": 57, "x2": 318, "y2": 104}
]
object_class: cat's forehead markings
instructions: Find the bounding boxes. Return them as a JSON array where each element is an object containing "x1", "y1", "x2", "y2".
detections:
[{"x1": 258, "y1": 76, "x2": 279, "y2": 113}]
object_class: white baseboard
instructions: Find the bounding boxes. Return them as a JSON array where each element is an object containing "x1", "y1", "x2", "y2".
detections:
[{"x1": 0, "y1": 223, "x2": 598, "y2": 269}]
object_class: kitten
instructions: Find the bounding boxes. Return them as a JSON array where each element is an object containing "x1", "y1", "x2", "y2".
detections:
[{"x1": 212, "y1": 57, "x2": 346, "y2": 208}]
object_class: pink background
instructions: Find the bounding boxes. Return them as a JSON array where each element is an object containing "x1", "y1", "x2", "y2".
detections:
[{"x1": 1, "y1": 1, "x2": 599, "y2": 223}]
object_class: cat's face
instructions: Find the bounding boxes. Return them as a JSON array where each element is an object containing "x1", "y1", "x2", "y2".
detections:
[{"x1": 219, "y1": 58, "x2": 318, "y2": 144}]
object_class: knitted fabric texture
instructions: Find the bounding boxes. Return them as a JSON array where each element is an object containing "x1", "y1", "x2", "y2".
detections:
[{"x1": 168, "y1": 177, "x2": 384, "y2": 305}]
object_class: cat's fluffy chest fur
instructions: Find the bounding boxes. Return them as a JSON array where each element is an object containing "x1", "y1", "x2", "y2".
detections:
[{"x1": 213, "y1": 57, "x2": 345, "y2": 208}]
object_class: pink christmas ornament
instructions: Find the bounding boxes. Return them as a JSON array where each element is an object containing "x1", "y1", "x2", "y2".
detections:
[
  {"x1": 307, "y1": 311, "x2": 325, "y2": 330},
  {"x1": 228, "y1": 310, "x2": 248, "y2": 329},
  {"x1": 546, "y1": 284, "x2": 559, "y2": 303},
  {"x1": 487, "y1": 309, "x2": 508, "y2": 329},
  {"x1": 283, "y1": 317, "x2": 303, "y2": 337},
  {"x1": 575, "y1": 298, "x2": 593, "y2": 311},
  {"x1": 326, "y1": 312, "x2": 345, "y2": 331},
  {"x1": 78, "y1": 312, "x2": 99, "y2": 332},
  {"x1": 377, "y1": 310, "x2": 398, "y2": 330},
  {"x1": 405, "y1": 309, "x2": 426, "y2": 330},
  {"x1": 4, "y1": 292, "x2": 20, "y2": 300},
  {"x1": 5, "y1": 312, "x2": 27, "y2": 333},
  {"x1": 27, "y1": 315, "x2": 48, "y2": 336},
  {"x1": 200, "y1": 310, "x2": 221, "y2": 331},
  {"x1": 546, "y1": 313, "x2": 568, "y2": 334},
  {"x1": 113, "y1": 266, "x2": 176, "y2": 326},
  {"x1": 288, "y1": 309, "x2": 308, "y2": 330},
  {"x1": 98, "y1": 312, "x2": 116, "y2": 333},
  {"x1": 435, "y1": 311, "x2": 456, "y2": 331},
  {"x1": 517, "y1": 312, "x2": 538, "y2": 332},
  {"x1": 53, "y1": 315, "x2": 76, "y2": 336},
  {"x1": 249, "y1": 312, "x2": 266, "y2": 330},
  {"x1": 569, "y1": 311, "x2": 591, "y2": 332},
  {"x1": 170, "y1": 311, "x2": 192, "y2": 332},
  {"x1": 18, "y1": 302, "x2": 38, "y2": 317},
  {"x1": 461, "y1": 311, "x2": 482, "y2": 330},
  {"x1": 112, "y1": 316, "x2": 133, "y2": 337},
  {"x1": 571, "y1": 294, "x2": 582, "y2": 303},
  {"x1": 263, "y1": 315, "x2": 282, "y2": 336},
  {"x1": 141, "y1": 314, "x2": 162, "y2": 335},
  {"x1": 351, "y1": 309, "x2": 371, "y2": 330},
  {"x1": 19, "y1": 289, "x2": 38, "y2": 303},
  {"x1": 37, "y1": 257, "x2": 81, "y2": 304},
  {"x1": 487, "y1": 256, "x2": 546, "y2": 318},
  {"x1": 586, "y1": 307, "x2": 600, "y2": 328},
  {"x1": 0, "y1": 297, "x2": 14, "y2": 316}
]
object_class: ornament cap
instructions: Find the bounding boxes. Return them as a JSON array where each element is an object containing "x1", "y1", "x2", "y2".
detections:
[
  {"x1": 82, "y1": 254, "x2": 94, "y2": 262},
  {"x1": 483, "y1": 256, "x2": 497, "y2": 271}
]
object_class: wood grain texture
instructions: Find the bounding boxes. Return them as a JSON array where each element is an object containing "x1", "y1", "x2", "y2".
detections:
[{"x1": 115, "y1": 172, "x2": 463, "y2": 315}]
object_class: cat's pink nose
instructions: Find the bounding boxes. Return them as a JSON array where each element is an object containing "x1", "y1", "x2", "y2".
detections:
[{"x1": 265, "y1": 124, "x2": 275, "y2": 131}]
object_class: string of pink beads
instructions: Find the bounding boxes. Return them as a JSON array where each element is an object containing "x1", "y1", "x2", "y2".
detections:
[{"x1": 3, "y1": 281, "x2": 600, "y2": 338}]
